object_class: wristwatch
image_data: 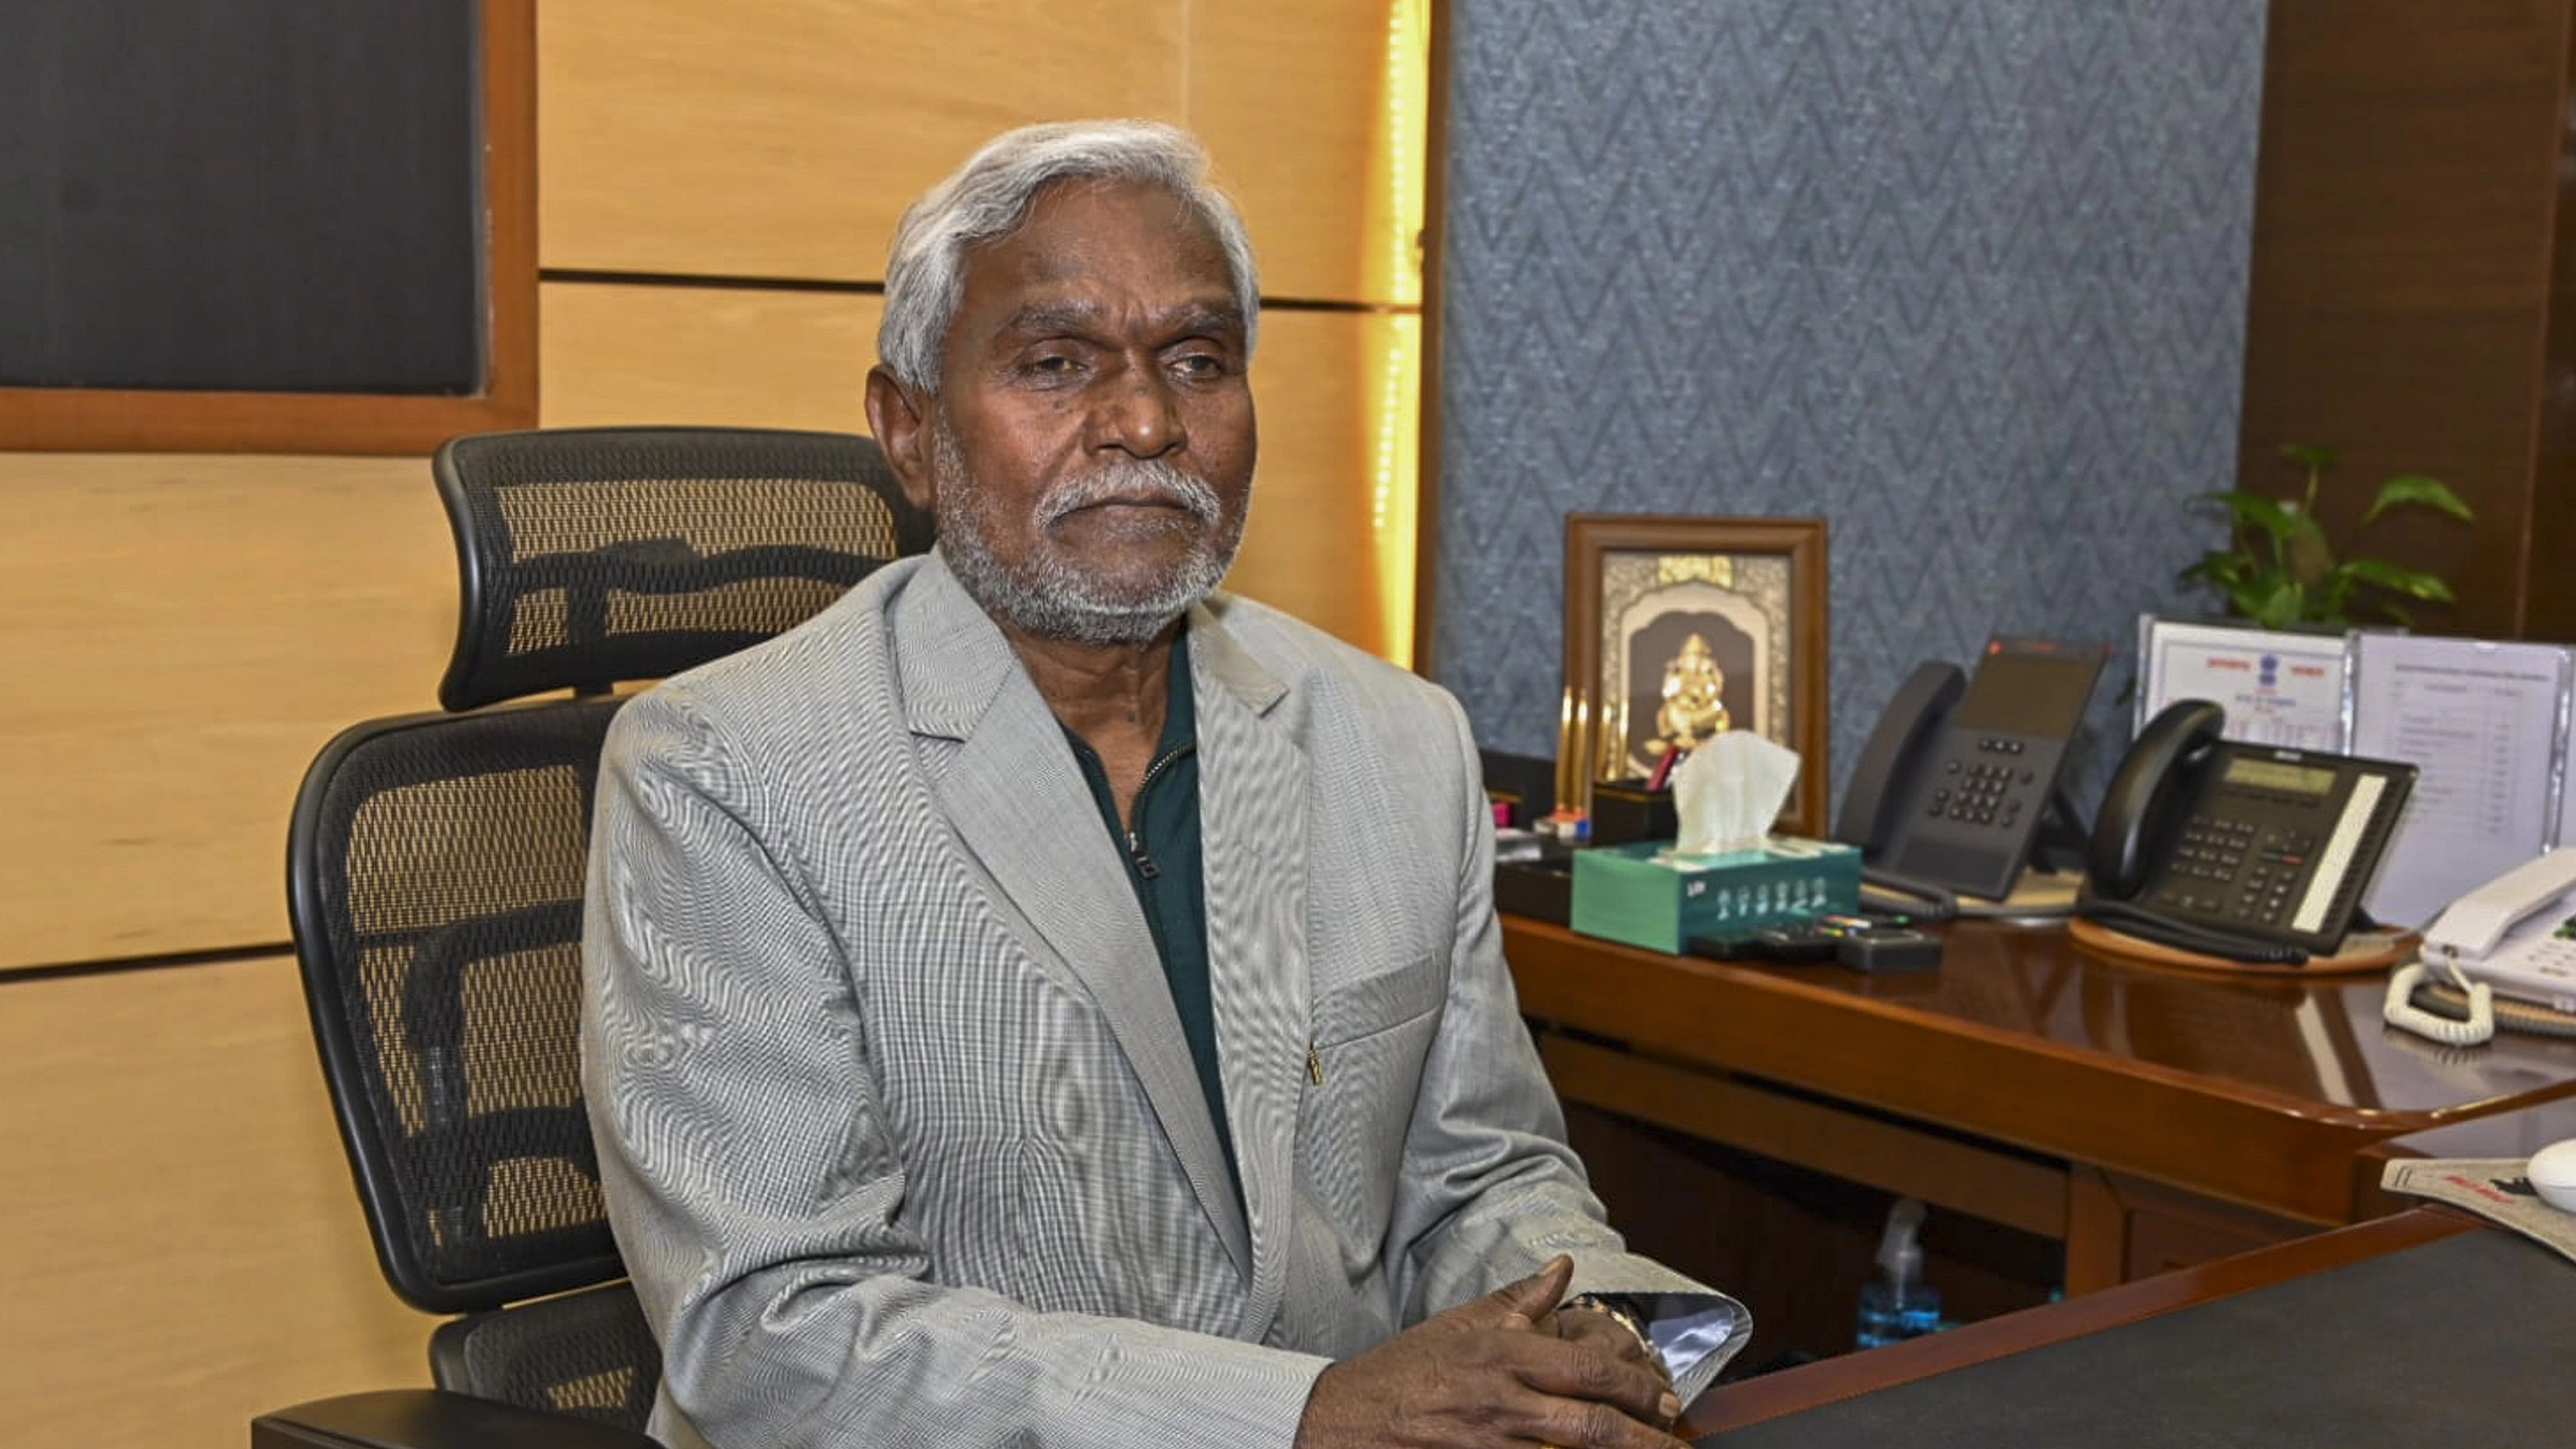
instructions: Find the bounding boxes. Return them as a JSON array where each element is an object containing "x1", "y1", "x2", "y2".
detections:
[{"x1": 1563, "y1": 1292, "x2": 1654, "y2": 1358}]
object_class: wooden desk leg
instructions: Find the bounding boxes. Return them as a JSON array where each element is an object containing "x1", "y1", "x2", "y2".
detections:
[
  {"x1": 2066, "y1": 1165, "x2": 2318, "y2": 1293},
  {"x1": 2065, "y1": 1166, "x2": 2130, "y2": 1295}
]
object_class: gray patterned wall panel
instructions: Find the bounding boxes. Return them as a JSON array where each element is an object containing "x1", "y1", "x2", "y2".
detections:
[{"x1": 1434, "y1": 0, "x2": 2267, "y2": 803}]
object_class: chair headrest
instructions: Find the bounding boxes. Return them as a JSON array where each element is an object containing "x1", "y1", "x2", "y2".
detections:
[{"x1": 433, "y1": 426, "x2": 933, "y2": 710}]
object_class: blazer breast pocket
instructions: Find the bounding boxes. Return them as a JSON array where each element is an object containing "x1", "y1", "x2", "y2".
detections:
[
  {"x1": 1299, "y1": 958, "x2": 1448, "y2": 1243},
  {"x1": 1310, "y1": 958, "x2": 1447, "y2": 1048}
]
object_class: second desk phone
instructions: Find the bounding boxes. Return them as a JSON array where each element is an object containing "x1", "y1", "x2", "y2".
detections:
[{"x1": 1835, "y1": 636, "x2": 2106, "y2": 902}]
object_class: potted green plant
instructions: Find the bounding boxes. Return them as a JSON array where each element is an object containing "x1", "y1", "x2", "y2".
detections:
[{"x1": 2178, "y1": 444, "x2": 2473, "y2": 628}]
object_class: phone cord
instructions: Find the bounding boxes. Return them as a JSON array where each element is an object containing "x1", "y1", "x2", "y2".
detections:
[
  {"x1": 2384, "y1": 958, "x2": 2497, "y2": 1047},
  {"x1": 2076, "y1": 899, "x2": 2309, "y2": 966}
]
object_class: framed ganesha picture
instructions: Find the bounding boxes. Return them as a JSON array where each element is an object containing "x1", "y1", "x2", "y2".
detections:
[{"x1": 1561, "y1": 514, "x2": 1829, "y2": 836}]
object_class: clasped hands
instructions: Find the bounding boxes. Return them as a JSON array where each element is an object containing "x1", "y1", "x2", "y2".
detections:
[{"x1": 1294, "y1": 1255, "x2": 1689, "y2": 1449}]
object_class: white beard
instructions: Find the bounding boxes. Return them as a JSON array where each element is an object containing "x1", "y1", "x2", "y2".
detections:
[{"x1": 931, "y1": 419, "x2": 1247, "y2": 645}]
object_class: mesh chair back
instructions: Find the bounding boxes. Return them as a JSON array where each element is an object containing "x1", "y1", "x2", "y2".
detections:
[
  {"x1": 289, "y1": 701, "x2": 627, "y2": 1314},
  {"x1": 435, "y1": 426, "x2": 932, "y2": 710},
  {"x1": 429, "y1": 1281, "x2": 662, "y2": 1429}
]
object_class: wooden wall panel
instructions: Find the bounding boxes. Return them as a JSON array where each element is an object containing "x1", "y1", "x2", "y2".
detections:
[
  {"x1": 1188, "y1": 0, "x2": 1410, "y2": 303},
  {"x1": 541, "y1": 282, "x2": 881, "y2": 431},
  {"x1": 0, "y1": 454, "x2": 453, "y2": 970},
  {"x1": 0, "y1": 19, "x2": 1427, "y2": 1449},
  {"x1": 0, "y1": 956, "x2": 435, "y2": 1446},
  {"x1": 539, "y1": 0, "x2": 1188, "y2": 282},
  {"x1": 1228, "y1": 309, "x2": 1414, "y2": 656},
  {"x1": 541, "y1": 1, "x2": 1417, "y2": 305},
  {"x1": 2236, "y1": 0, "x2": 2576, "y2": 639}
]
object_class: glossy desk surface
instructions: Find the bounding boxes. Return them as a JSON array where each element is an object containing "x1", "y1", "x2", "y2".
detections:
[
  {"x1": 1505, "y1": 916, "x2": 2576, "y2": 1220},
  {"x1": 1683, "y1": 1208, "x2": 2567, "y2": 1444}
]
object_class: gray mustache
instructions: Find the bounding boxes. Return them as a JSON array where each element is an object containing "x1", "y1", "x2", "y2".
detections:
[{"x1": 1035, "y1": 461, "x2": 1221, "y2": 528}]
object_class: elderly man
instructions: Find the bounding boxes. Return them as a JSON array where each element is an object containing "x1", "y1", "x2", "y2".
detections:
[{"x1": 582, "y1": 119, "x2": 1745, "y2": 1449}]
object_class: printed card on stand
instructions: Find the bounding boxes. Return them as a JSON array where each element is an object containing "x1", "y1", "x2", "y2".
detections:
[{"x1": 2136, "y1": 615, "x2": 2353, "y2": 752}]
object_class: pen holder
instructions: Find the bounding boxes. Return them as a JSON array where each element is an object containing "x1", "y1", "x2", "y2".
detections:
[{"x1": 1589, "y1": 781, "x2": 1677, "y2": 848}]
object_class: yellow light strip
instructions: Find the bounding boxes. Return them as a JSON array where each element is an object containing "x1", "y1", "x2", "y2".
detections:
[{"x1": 1366, "y1": 0, "x2": 1430, "y2": 666}]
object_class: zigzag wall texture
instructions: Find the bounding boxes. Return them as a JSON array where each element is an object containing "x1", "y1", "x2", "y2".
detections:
[{"x1": 1432, "y1": 0, "x2": 2267, "y2": 805}]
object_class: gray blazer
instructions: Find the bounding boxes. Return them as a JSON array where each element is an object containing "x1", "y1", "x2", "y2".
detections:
[{"x1": 582, "y1": 552, "x2": 1744, "y2": 1448}]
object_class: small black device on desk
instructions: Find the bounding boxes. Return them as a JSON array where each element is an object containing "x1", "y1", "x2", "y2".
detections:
[
  {"x1": 2077, "y1": 700, "x2": 2416, "y2": 962},
  {"x1": 1691, "y1": 914, "x2": 1944, "y2": 973},
  {"x1": 1835, "y1": 635, "x2": 2108, "y2": 905},
  {"x1": 1494, "y1": 840, "x2": 1577, "y2": 923},
  {"x1": 1485, "y1": 747, "x2": 1579, "y2": 924}
]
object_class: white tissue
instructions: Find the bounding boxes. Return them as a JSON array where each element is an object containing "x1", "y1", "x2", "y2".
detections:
[{"x1": 1671, "y1": 732, "x2": 1802, "y2": 857}]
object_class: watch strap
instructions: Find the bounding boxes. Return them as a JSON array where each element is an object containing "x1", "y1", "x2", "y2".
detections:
[{"x1": 1563, "y1": 1292, "x2": 1654, "y2": 1357}]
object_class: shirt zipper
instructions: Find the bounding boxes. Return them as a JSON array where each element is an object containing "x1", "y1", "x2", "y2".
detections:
[{"x1": 1124, "y1": 742, "x2": 1195, "y2": 881}]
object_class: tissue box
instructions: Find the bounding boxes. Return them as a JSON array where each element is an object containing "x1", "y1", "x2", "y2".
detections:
[{"x1": 1571, "y1": 836, "x2": 1862, "y2": 954}]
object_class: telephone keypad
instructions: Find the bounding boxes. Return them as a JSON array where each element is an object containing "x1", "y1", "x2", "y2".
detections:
[
  {"x1": 1937, "y1": 755, "x2": 2028, "y2": 827},
  {"x1": 2156, "y1": 812, "x2": 2332, "y2": 929}
]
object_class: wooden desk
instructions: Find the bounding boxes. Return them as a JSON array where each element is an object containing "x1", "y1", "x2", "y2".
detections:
[
  {"x1": 1684, "y1": 1208, "x2": 2541, "y2": 1444},
  {"x1": 1507, "y1": 915, "x2": 2576, "y2": 1295}
]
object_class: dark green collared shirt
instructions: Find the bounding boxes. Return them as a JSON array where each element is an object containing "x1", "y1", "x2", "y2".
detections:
[{"x1": 1060, "y1": 630, "x2": 1239, "y2": 1198}]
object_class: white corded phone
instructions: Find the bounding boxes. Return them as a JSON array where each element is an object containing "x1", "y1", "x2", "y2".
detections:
[{"x1": 2384, "y1": 848, "x2": 2576, "y2": 1045}]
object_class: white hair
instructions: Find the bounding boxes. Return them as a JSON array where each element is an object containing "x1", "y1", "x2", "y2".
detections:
[{"x1": 876, "y1": 119, "x2": 1261, "y2": 392}]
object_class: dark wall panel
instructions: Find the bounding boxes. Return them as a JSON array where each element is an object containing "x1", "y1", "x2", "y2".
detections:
[
  {"x1": 2234, "y1": 0, "x2": 2576, "y2": 641},
  {"x1": 0, "y1": 0, "x2": 480, "y2": 394}
]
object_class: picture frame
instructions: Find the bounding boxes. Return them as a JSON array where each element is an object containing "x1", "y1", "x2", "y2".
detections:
[{"x1": 1561, "y1": 514, "x2": 1829, "y2": 836}]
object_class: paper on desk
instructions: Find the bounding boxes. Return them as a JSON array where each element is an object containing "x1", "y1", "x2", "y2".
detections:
[
  {"x1": 2380, "y1": 1158, "x2": 2576, "y2": 1267},
  {"x1": 2351, "y1": 633, "x2": 2571, "y2": 929}
]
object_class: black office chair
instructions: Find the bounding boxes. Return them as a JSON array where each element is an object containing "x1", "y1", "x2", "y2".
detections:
[{"x1": 257, "y1": 427, "x2": 930, "y2": 1449}]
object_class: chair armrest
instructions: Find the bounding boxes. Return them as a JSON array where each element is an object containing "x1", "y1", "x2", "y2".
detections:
[{"x1": 252, "y1": 1390, "x2": 659, "y2": 1449}]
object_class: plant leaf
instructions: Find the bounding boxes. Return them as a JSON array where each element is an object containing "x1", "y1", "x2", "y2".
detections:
[
  {"x1": 2362, "y1": 474, "x2": 2473, "y2": 525},
  {"x1": 2209, "y1": 490, "x2": 2321, "y2": 544},
  {"x1": 2340, "y1": 557, "x2": 2457, "y2": 602},
  {"x1": 2319, "y1": 566, "x2": 2358, "y2": 619},
  {"x1": 2280, "y1": 443, "x2": 2340, "y2": 471},
  {"x1": 2284, "y1": 528, "x2": 2335, "y2": 586},
  {"x1": 2252, "y1": 579, "x2": 2305, "y2": 629},
  {"x1": 2177, "y1": 550, "x2": 2253, "y2": 588}
]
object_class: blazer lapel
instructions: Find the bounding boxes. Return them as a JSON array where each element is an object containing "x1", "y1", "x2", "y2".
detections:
[
  {"x1": 894, "y1": 555, "x2": 1250, "y2": 1279},
  {"x1": 1188, "y1": 599, "x2": 1311, "y2": 1347}
]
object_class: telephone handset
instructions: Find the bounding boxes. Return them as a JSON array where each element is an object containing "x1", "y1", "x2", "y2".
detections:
[
  {"x1": 2385, "y1": 848, "x2": 2576, "y2": 1045},
  {"x1": 1833, "y1": 662, "x2": 1966, "y2": 912},
  {"x1": 2087, "y1": 699, "x2": 2225, "y2": 898},
  {"x1": 1835, "y1": 661, "x2": 1964, "y2": 850},
  {"x1": 2079, "y1": 700, "x2": 2417, "y2": 963},
  {"x1": 2420, "y1": 848, "x2": 2576, "y2": 979},
  {"x1": 1833, "y1": 637, "x2": 2104, "y2": 906}
]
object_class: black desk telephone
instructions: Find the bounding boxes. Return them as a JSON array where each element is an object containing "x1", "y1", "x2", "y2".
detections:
[
  {"x1": 2077, "y1": 700, "x2": 2417, "y2": 962},
  {"x1": 1835, "y1": 636, "x2": 2107, "y2": 903}
]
